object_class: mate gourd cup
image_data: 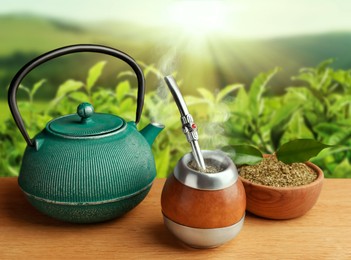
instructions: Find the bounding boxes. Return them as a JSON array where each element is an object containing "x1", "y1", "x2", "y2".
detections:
[
  {"x1": 161, "y1": 150, "x2": 246, "y2": 248},
  {"x1": 8, "y1": 44, "x2": 164, "y2": 223}
]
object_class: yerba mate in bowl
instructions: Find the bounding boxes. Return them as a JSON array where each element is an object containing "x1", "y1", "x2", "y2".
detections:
[{"x1": 239, "y1": 155, "x2": 324, "y2": 220}]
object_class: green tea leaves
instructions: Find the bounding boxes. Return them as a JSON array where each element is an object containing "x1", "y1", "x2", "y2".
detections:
[
  {"x1": 249, "y1": 67, "x2": 279, "y2": 120},
  {"x1": 197, "y1": 88, "x2": 215, "y2": 103},
  {"x1": 223, "y1": 145, "x2": 263, "y2": 165},
  {"x1": 86, "y1": 61, "x2": 106, "y2": 92},
  {"x1": 116, "y1": 80, "x2": 131, "y2": 102},
  {"x1": 216, "y1": 84, "x2": 243, "y2": 103},
  {"x1": 226, "y1": 140, "x2": 331, "y2": 166},
  {"x1": 155, "y1": 145, "x2": 170, "y2": 178},
  {"x1": 31, "y1": 79, "x2": 46, "y2": 100},
  {"x1": 56, "y1": 80, "x2": 84, "y2": 98},
  {"x1": 276, "y1": 139, "x2": 331, "y2": 164}
]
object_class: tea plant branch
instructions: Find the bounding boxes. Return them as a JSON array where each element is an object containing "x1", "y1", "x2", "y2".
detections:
[
  {"x1": 253, "y1": 120, "x2": 271, "y2": 153},
  {"x1": 225, "y1": 139, "x2": 331, "y2": 166}
]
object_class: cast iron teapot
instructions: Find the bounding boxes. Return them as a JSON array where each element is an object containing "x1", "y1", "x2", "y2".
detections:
[{"x1": 8, "y1": 44, "x2": 164, "y2": 223}]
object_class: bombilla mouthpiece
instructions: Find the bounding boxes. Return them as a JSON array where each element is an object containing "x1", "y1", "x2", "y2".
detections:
[
  {"x1": 164, "y1": 75, "x2": 189, "y2": 116},
  {"x1": 164, "y1": 75, "x2": 206, "y2": 171}
]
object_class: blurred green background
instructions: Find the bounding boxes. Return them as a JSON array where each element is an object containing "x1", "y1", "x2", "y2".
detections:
[{"x1": 1, "y1": 0, "x2": 351, "y2": 177}]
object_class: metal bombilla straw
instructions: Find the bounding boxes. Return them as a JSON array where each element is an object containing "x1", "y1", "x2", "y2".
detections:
[{"x1": 164, "y1": 75, "x2": 206, "y2": 171}]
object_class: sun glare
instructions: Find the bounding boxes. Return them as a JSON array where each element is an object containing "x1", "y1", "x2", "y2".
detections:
[
  {"x1": 161, "y1": 1, "x2": 245, "y2": 95},
  {"x1": 168, "y1": 0, "x2": 227, "y2": 36}
]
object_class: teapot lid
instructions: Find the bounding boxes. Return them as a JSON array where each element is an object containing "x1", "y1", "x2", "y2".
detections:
[{"x1": 47, "y1": 103, "x2": 125, "y2": 137}]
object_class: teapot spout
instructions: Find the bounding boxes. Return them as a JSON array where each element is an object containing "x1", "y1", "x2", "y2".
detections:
[{"x1": 140, "y1": 122, "x2": 165, "y2": 147}]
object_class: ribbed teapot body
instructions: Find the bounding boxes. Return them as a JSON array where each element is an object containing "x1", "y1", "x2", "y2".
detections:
[{"x1": 18, "y1": 126, "x2": 156, "y2": 223}]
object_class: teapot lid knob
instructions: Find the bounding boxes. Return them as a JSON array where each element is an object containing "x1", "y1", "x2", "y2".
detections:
[
  {"x1": 48, "y1": 102, "x2": 125, "y2": 136},
  {"x1": 77, "y1": 102, "x2": 94, "y2": 119}
]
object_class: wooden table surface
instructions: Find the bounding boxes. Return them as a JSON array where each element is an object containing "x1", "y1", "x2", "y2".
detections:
[{"x1": 0, "y1": 178, "x2": 350, "y2": 259}]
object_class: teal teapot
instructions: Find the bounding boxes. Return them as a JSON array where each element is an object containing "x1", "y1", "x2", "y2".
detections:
[{"x1": 8, "y1": 44, "x2": 164, "y2": 223}]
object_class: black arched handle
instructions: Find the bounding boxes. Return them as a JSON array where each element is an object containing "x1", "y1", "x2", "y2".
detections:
[{"x1": 8, "y1": 44, "x2": 145, "y2": 147}]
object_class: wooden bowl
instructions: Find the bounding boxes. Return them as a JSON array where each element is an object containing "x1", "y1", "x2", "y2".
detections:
[{"x1": 239, "y1": 161, "x2": 324, "y2": 219}]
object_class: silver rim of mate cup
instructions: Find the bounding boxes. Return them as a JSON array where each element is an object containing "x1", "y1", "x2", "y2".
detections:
[{"x1": 174, "y1": 150, "x2": 238, "y2": 190}]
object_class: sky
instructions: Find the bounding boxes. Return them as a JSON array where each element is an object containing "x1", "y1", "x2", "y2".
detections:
[{"x1": 1, "y1": 0, "x2": 351, "y2": 39}]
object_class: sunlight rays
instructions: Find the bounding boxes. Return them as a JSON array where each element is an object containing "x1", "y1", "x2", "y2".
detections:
[{"x1": 167, "y1": 0, "x2": 228, "y2": 37}]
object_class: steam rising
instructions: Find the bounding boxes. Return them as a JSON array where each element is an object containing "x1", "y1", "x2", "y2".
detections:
[
  {"x1": 159, "y1": 47, "x2": 178, "y2": 78},
  {"x1": 199, "y1": 101, "x2": 231, "y2": 150},
  {"x1": 148, "y1": 46, "x2": 179, "y2": 124},
  {"x1": 157, "y1": 46, "x2": 178, "y2": 99},
  {"x1": 154, "y1": 45, "x2": 230, "y2": 156}
]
